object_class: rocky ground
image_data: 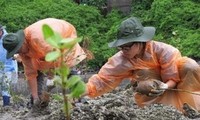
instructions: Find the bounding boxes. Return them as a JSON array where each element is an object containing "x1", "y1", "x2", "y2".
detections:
[{"x1": 0, "y1": 75, "x2": 200, "y2": 120}]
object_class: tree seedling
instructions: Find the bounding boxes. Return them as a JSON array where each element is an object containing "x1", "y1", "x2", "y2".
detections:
[{"x1": 42, "y1": 24, "x2": 86, "y2": 120}]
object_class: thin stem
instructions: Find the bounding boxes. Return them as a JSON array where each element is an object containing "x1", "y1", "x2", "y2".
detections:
[
  {"x1": 163, "y1": 88, "x2": 200, "y2": 96},
  {"x1": 61, "y1": 50, "x2": 70, "y2": 120}
]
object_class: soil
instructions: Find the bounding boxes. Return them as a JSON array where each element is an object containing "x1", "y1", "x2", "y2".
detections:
[{"x1": 0, "y1": 75, "x2": 200, "y2": 120}]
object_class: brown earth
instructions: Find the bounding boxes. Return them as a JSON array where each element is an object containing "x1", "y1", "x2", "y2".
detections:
[{"x1": 0, "y1": 74, "x2": 200, "y2": 120}]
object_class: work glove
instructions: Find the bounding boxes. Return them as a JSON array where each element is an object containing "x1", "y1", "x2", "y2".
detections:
[
  {"x1": 39, "y1": 91, "x2": 50, "y2": 108},
  {"x1": 38, "y1": 78, "x2": 55, "y2": 108},
  {"x1": 46, "y1": 78, "x2": 56, "y2": 92},
  {"x1": 135, "y1": 79, "x2": 168, "y2": 97},
  {"x1": 31, "y1": 98, "x2": 42, "y2": 110},
  {"x1": 148, "y1": 79, "x2": 168, "y2": 97}
]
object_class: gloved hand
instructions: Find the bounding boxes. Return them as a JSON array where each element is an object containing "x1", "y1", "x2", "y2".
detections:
[
  {"x1": 36, "y1": 78, "x2": 54, "y2": 108},
  {"x1": 46, "y1": 78, "x2": 54, "y2": 87},
  {"x1": 46, "y1": 78, "x2": 55, "y2": 92},
  {"x1": 148, "y1": 79, "x2": 168, "y2": 97},
  {"x1": 39, "y1": 91, "x2": 50, "y2": 108},
  {"x1": 135, "y1": 79, "x2": 168, "y2": 97},
  {"x1": 135, "y1": 80, "x2": 156, "y2": 95}
]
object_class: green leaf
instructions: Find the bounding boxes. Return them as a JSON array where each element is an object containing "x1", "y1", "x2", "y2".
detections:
[
  {"x1": 43, "y1": 25, "x2": 62, "y2": 48},
  {"x1": 69, "y1": 80, "x2": 86, "y2": 98},
  {"x1": 42, "y1": 24, "x2": 54, "y2": 39},
  {"x1": 59, "y1": 38, "x2": 77, "y2": 49},
  {"x1": 60, "y1": 65, "x2": 70, "y2": 78},
  {"x1": 67, "y1": 75, "x2": 81, "y2": 89},
  {"x1": 45, "y1": 50, "x2": 61, "y2": 62},
  {"x1": 67, "y1": 75, "x2": 86, "y2": 98},
  {"x1": 75, "y1": 37, "x2": 83, "y2": 42},
  {"x1": 45, "y1": 32, "x2": 63, "y2": 48},
  {"x1": 58, "y1": 37, "x2": 82, "y2": 49},
  {"x1": 53, "y1": 32, "x2": 63, "y2": 42},
  {"x1": 45, "y1": 37, "x2": 59, "y2": 48}
]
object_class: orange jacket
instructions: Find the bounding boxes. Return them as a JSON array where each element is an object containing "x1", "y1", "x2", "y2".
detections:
[
  {"x1": 87, "y1": 41, "x2": 181, "y2": 97},
  {"x1": 87, "y1": 40, "x2": 200, "y2": 112},
  {"x1": 19, "y1": 18, "x2": 86, "y2": 81}
]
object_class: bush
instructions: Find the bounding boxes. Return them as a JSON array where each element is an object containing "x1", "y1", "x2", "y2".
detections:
[
  {"x1": 0, "y1": 0, "x2": 123, "y2": 69},
  {"x1": 1, "y1": 0, "x2": 199, "y2": 69},
  {"x1": 144, "y1": 0, "x2": 200, "y2": 58}
]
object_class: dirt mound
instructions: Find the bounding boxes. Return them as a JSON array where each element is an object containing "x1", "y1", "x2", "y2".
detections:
[
  {"x1": 0, "y1": 76, "x2": 199, "y2": 120},
  {"x1": 1, "y1": 86, "x2": 199, "y2": 120}
]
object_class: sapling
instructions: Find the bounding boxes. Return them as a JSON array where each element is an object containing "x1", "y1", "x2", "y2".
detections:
[{"x1": 42, "y1": 24, "x2": 86, "y2": 120}]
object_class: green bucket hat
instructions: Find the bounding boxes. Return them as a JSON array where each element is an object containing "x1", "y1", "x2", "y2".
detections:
[
  {"x1": 3, "y1": 30, "x2": 25, "y2": 59},
  {"x1": 108, "y1": 17, "x2": 156, "y2": 47}
]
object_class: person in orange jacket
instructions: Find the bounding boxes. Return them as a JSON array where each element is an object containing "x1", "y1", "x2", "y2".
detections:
[
  {"x1": 2, "y1": 18, "x2": 86, "y2": 112},
  {"x1": 85, "y1": 17, "x2": 200, "y2": 117}
]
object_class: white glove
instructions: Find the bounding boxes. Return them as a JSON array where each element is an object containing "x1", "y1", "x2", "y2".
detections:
[
  {"x1": 46, "y1": 78, "x2": 54, "y2": 87},
  {"x1": 159, "y1": 82, "x2": 168, "y2": 89}
]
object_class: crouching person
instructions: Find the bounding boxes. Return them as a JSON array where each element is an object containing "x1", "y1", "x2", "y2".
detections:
[
  {"x1": 84, "y1": 17, "x2": 200, "y2": 118},
  {"x1": 2, "y1": 18, "x2": 86, "y2": 116}
]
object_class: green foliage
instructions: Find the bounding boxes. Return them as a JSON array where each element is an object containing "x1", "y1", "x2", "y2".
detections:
[
  {"x1": 42, "y1": 24, "x2": 86, "y2": 119},
  {"x1": 0, "y1": 0, "x2": 123, "y2": 68},
  {"x1": 68, "y1": 75, "x2": 85, "y2": 98},
  {"x1": 148, "y1": 0, "x2": 200, "y2": 31},
  {"x1": 0, "y1": 0, "x2": 101, "y2": 33},
  {"x1": 145, "y1": 0, "x2": 200, "y2": 57},
  {"x1": 1, "y1": 0, "x2": 200, "y2": 69},
  {"x1": 87, "y1": 10, "x2": 124, "y2": 68},
  {"x1": 80, "y1": 0, "x2": 107, "y2": 8},
  {"x1": 171, "y1": 28, "x2": 200, "y2": 58},
  {"x1": 131, "y1": 0, "x2": 154, "y2": 18},
  {"x1": 45, "y1": 50, "x2": 61, "y2": 62}
]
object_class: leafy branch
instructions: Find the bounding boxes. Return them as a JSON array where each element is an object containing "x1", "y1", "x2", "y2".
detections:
[{"x1": 42, "y1": 24, "x2": 86, "y2": 120}]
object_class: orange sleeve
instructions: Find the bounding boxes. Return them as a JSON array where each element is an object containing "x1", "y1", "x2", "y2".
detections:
[
  {"x1": 20, "y1": 55, "x2": 38, "y2": 81},
  {"x1": 153, "y1": 41, "x2": 181, "y2": 82},
  {"x1": 87, "y1": 52, "x2": 133, "y2": 98}
]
